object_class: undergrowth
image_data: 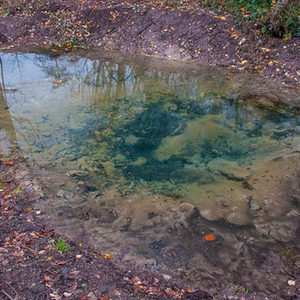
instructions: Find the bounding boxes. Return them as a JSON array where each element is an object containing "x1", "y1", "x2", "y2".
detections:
[{"x1": 202, "y1": 0, "x2": 299, "y2": 38}]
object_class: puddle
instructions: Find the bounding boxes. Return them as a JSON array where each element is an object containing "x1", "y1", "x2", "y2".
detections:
[{"x1": 1, "y1": 53, "x2": 299, "y2": 295}]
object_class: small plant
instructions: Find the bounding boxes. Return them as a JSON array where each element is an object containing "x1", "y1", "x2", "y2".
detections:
[{"x1": 52, "y1": 238, "x2": 71, "y2": 252}]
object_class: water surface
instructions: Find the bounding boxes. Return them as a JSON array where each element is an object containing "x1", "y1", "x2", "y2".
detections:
[{"x1": 0, "y1": 53, "x2": 299, "y2": 295}]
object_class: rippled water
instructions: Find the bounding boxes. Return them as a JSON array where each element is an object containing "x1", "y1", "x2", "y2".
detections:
[{"x1": 1, "y1": 53, "x2": 299, "y2": 295}]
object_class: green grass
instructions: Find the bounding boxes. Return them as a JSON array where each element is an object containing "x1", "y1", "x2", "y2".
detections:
[{"x1": 52, "y1": 238, "x2": 71, "y2": 252}]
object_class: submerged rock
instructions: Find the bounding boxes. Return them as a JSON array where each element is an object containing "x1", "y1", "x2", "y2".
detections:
[
  {"x1": 131, "y1": 156, "x2": 147, "y2": 166},
  {"x1": 255, "y1": 218, "x2": 299, "y2": 242},
  {"x1": 125, "y1": 135, "x2": 139, "y2": 145},
  {"x1": 66, "y1": 170, "x2": 89, "y2": 177},
  {"x1": 0, "y1": 130, "x2": 11, "y2": 155},
  {"x1": 154, "y1": 115, "x2": 251, "y2": 162},
  {"x1": 207, "y1": 159, "x2": 251, "y2": 181},
  {"x1": 101, "y1": 161, "x2": 117, "y2": 177}
]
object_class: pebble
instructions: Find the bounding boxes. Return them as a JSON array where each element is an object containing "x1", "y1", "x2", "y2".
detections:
[
  {"x1": 87, "y1": 292, "x2": 97, "y2": 299},
  {"x1": 163, "y1": 274, "x2": 171, "y2": 281}
]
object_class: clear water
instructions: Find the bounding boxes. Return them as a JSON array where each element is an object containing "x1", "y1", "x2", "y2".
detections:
[{"x1": 1, "y1": 53, "x2": 299, "y2": 294}]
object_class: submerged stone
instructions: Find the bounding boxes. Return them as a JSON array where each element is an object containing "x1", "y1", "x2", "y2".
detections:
[{"x1": 207, "y1": 159, "x2": 251, "y2": 181}]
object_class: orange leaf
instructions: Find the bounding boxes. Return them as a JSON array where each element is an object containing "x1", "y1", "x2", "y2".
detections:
[
  {"x1": 104, "y1": 253, "x2": 111, "y2": 259},
  {"x1": 110, "y1": 11, "x2": 116, "y2": 19},
  {"x1": 204, "y1": 234, "x2": 216, "y2": 241}
]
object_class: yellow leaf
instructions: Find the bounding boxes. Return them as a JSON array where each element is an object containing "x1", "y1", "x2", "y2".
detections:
[
  {"x1": 214, "y1": 16, "x2": 226, "y2": 20},
  {"x1": 110, "y1": 11, "x2": 116, "y2": 19}
]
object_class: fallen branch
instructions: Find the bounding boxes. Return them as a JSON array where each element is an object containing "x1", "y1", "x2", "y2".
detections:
[
  {"x1": 0, "y1": 56, "x2": 5, "y2": 92},
  {"x1": 1, "y1": 289, "x2": 14, "y2": 300}
]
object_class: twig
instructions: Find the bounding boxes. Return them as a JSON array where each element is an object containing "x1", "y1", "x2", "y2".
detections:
[
  {"x1": 1, "y1": 289, "x2": 14, "y2": 300},
  {"x1": 6, "y1": 283, "x2": 19, "y2": 298},
  {"x1": 0, "y1": 56, "x2": 5, "y2": 92},
  {"x1": 136, "y1": 21, "x2": 153, "y2": 37}
]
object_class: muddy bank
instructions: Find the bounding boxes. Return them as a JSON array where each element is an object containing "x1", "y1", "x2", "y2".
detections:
[{"x1": 0, "y1": 0, "x2": 299, "y2": 90}]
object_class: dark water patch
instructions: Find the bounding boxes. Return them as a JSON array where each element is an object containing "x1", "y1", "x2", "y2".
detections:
[{"x1": 124, "y1": 102, "x2": 185, "y2": 140}]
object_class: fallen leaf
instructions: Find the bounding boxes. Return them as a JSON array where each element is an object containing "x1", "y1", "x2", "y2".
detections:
[
  {"x1": 104, "y1": 253, "x2": 111, "y2": 259},
  {"x1": 287, "y1": 280, "x2": 296, "y2": 286},
  {"x1": 1, "y1": 259, "x2": 9, "y2": 266},
  {"x1": 204, "y1": 234, "x2": 216, "y2": 241},
  {"x1": 49, "y1": 293, "x2": 60, "y2": 299},
  {"x1": 110, "y1": 11, "x2": 116, "y2": 20},
  {"x1": 63, "y1": 292, "x2": 72, "y2": 297}
]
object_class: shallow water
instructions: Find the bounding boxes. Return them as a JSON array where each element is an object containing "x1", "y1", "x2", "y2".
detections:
[{"x1": 1, "y1": 53, "x2": 300, "y2": 295}]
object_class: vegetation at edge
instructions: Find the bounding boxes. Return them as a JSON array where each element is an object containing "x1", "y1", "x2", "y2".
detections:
[{"x1": 203, "y1": 0, "x2": 299, "y2": 38}]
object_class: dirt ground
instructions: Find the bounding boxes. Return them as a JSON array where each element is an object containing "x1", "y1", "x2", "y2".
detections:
[{"x1": 0, "y1": 0, "x2": 299, "y2": 88}]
